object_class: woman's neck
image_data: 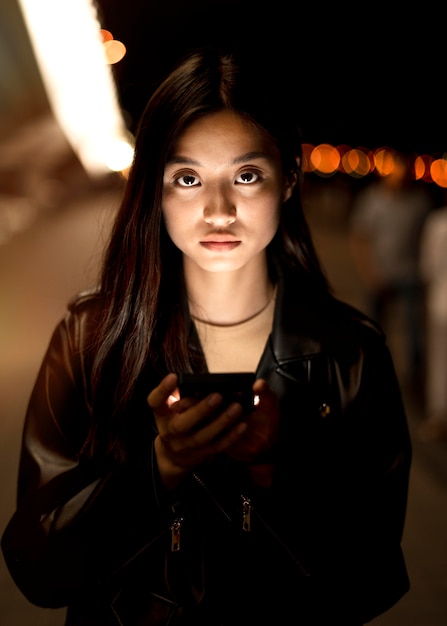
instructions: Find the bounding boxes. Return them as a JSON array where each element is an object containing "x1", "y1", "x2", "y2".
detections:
[{"x1": 185, "y1": 258, "x2": 274, "y2": 326}]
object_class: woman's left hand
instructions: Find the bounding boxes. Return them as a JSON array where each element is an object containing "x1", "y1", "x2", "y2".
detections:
[{"x1": 226, "y1": 378, "x2": 280, "y2": 464}]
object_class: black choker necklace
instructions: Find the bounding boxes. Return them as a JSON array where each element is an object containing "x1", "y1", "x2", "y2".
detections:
[{"x1": 191, "y1": 291, "x2": 276, "y2": 327}]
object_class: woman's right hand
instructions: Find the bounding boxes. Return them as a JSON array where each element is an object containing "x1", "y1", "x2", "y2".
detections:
[{"x1": 147, "y1": 373, "x2": 248, "y2": 489}]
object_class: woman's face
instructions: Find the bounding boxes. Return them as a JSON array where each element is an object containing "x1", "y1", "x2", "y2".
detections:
[{"x1": 162, "y1": 110, "x2": 294, "y2": 275}]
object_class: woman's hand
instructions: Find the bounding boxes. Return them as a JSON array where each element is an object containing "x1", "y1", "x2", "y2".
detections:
[
  {"x1": 226, "y1": 378, "x2": 280, "y2": 464},
  {"x1": 226, "y1": 378, "x2": 280, "y2": 488},
  {"x1": 148, "y1": 373, "x2": 248, "y2": 489}
]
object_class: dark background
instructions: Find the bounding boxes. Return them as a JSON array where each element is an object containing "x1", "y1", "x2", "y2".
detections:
[
  {"x1": 1, "y1": 5, "x2": 447, "y2": 626},
  {"x1": 0, "y1": 1, "x2": 445, "y2": 157},
  {"x1": 95, "y1": 1, "x2": 447, "y2": 156}
]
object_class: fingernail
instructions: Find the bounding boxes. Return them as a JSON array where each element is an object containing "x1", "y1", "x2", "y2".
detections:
[
  {"x1": 227, "y1": 403, "x2": 242, "y2": 417},
  {"x1": 208, "y1": 393, "x2": 222, "y2": 407}
]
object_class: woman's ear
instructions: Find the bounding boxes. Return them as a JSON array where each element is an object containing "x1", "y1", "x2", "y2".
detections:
[{"x1": 283, "y1": 162, "x2": 300, "y2": 202}]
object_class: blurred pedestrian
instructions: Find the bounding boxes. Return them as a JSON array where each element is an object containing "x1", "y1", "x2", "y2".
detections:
[
  {"x1": 418, "y1": 202, "x2": 447, "y2": 441},
  {"x1": 349, "y1": 152, "x2": 431, "y2": 390}
]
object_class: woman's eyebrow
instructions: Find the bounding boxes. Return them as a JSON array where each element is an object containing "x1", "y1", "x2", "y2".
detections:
[
  {"x1": 165, "y1": 155, "x2": 200, "y2": 166},
  {"x1": 166, "y1": 151, "x2": 272, "y2": 167},
  {"x1": 233, "y1": 151, "x2": 272, "y2": 164}
]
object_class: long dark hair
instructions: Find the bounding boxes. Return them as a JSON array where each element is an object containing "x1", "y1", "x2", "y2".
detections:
[{"x1": 87, "y1": 46, "x2": 329, "y2": 459}]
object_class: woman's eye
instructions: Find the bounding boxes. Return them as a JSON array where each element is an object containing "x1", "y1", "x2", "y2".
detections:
[
  {"x1": 176, "y1": 174, "x2": 199, "y2": 187},
  {"x1": 236, "y1": 171, "x2": 259, "y2": 184}
]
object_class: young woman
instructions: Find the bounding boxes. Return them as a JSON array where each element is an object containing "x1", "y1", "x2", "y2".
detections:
[{"x1": 2, "y1": 47, "x2": 412, "y2": 625}]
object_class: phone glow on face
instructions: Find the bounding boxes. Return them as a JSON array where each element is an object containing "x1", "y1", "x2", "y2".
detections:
[{"x1": 162, "y1": 110, "x2": 289, "y2": 275}]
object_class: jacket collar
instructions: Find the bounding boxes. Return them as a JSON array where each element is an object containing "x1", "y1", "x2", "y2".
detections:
[{"x1": 269, "y1": 267, "x2": 333, "y2": 362}]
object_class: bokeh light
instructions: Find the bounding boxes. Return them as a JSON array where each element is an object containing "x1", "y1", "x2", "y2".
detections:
[
  {"x1": 309, "y1": 144, "x2": 340, "y2": 176},
  {"x1": 17, "y1": 0, "x2": 133, "y2": 176},
  {"x1": 13, "y1": 2, "x2": 447, "y2": 187},
  {"x1": 100, "y1": 29, "x2": 114, "y2": 42},
  {"x1": 342, "y1": 148, "x2": 374, "y2": 177},
  {"x1": 104, "y1": 40, "x2": 126, "y2": 64},
  {"x1": 430, "y1": 158, "x2": 447, "y2": 188}
]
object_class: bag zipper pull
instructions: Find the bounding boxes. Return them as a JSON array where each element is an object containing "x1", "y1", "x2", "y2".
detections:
[
  {"x1": 170, "y1": 517, "x2": 183, "y2": 552},
  {"x1": 241, "y1": 495, "x2": 252, "y2": 532}
]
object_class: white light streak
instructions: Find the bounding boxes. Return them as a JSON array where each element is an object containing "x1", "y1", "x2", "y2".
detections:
[{"x1": 17, "y1": 0, "x2": 134, "y2": 176}]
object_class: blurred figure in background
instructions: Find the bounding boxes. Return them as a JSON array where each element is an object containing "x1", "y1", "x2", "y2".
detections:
[
  {"x1": 348, "y1": 152, "x2": 432, "y2": 391},
  {"x1": 418, "y1": 201, "x2": 447, "y2": 441}
]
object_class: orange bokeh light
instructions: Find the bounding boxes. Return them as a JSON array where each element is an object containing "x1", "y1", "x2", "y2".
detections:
[
  {"x1": 104, "y1": 39, "x2": 126, "y2": 64},
  {"x1": 298, "y1": 142, "x2": 445, "y2": 188},
  {"x1": 374, "y1": 148, "x2": 397, "y2": 176},
  {"x1": 342, "y1": 148, "x2": 373, "y2": 177},
  {"x1": 310, "y1": 144, "x2": 340, "y2": 176},
  {"x1": 430, "y1": 158, "x2": 447, "y2": 187},
  {"x1": 301, "y1": 143, "x2": 314, "y2": 173},
  {"x1": 414, "y1": 155, "x2": 426, "y2": 180},
  {"x1": 100, "y1": 29, "x2": 113, "y2": 42}
]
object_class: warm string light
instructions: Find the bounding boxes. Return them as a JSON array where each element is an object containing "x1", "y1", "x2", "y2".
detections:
[
  {"x1": 15, "y1": 0, "x2": 446, "y2": 186},
  {"x1": 302, "y1": 144, "x2": 447, "y2": 187}
]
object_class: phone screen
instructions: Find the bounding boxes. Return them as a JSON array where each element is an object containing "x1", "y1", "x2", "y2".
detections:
[{"x1": 177, "y1": 372, "x2": 256, "y2": 413}]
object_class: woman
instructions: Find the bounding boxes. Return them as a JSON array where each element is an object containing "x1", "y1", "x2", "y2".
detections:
[{"x1": 2, "y1": 47, "x2": 411, "y2": 625}]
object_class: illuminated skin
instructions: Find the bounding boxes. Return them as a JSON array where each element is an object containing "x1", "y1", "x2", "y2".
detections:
[
  {"x1": 149, "y1": 110, "x2": 293, "y2": 489},
  {"x1": 162, "y1": 109, "x2": 294, "y2": 325}
]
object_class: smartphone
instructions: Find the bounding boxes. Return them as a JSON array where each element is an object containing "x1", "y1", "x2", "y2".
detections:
[{"x1": 177, "y1": 372, "x2": 256, "y2": 414}]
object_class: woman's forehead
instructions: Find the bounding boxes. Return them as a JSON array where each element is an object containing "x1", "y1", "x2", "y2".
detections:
[{"x1": 171, "y1": 110, "x2": 279, "y2": 160}]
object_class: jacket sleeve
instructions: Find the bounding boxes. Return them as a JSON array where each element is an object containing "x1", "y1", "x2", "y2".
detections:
[
  {"x1": 1, "y1": 305, "x2": 171, "y2": 609},
  {"x1": 328, "y1": 330, "x2": 413, "y2": 622},
  {"x1": 261, "y1": 317, "x2": 412, "y2": 623},
  {"x1": 317, "y1": 331, "x2": 412, "y2": 621}
]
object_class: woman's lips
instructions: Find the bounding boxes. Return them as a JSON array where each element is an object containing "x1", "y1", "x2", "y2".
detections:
[{"x1": 200, "y1": 240, "x2": 241, "y2": 251}]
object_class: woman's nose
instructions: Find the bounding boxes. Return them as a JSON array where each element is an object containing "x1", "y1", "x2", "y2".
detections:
[{"x1": 203, "y1": 189, "x2": 236, "y2": 225}]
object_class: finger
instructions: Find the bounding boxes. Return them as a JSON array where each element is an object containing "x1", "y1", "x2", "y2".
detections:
[
  {"x1": 185, "y1": 402, "x2": 248, "y2": 454},
  {"x1": 252, "y1": 377, "x2": 269, "y2": 395},
  {"x1": 170, "y1": 392, "x2": 224, "y2": 434},
  {"x1": 171, "y1": 396, "x2": 199, "y2": 413},
  {"x1": 194, "y1": 400, "x2": 245, "y2": 441},
  {"x1": 212, "y1": 419, "x2": 248, "y2": 453},
  {"x1": 148, "y1": 373, "x2": 178, "y2": 412},
  {"x1": 253, "y1": 378, "x2": 279, "y2": 407}
]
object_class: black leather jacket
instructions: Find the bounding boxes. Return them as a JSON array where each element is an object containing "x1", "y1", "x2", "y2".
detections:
[{"x1": 1, "y1": 274, "x2": 412, "y2": 625}]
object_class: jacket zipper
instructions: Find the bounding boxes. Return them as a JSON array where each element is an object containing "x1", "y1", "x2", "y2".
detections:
[
  {"x1": 173, "y1": 473, "x2": 309, "y2": 576},
  {"x1": 170, "y1": 473, "x2": 244, "y2": 553},
  {"x1": 170, "y1": 516, "x2": 183, "y2": 552},
  {"x1": 241, "y1": 494, "x2": 252, "y2": 532}
]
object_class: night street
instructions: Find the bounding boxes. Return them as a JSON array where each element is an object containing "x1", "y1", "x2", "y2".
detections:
[{"x1": 0, "y1": 117, "x2": 446, "y2": 625}]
